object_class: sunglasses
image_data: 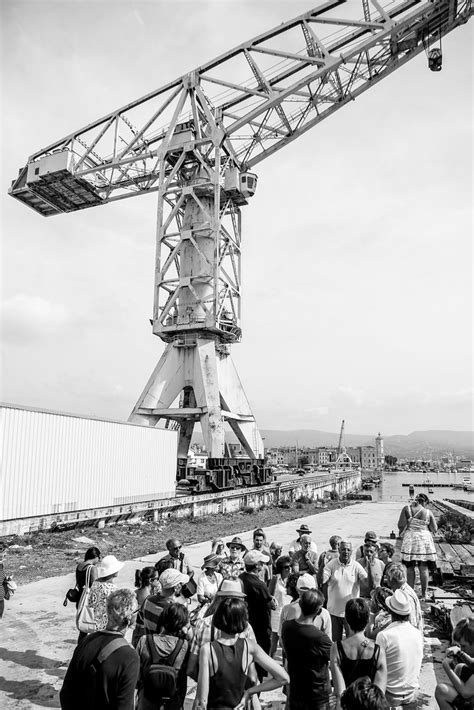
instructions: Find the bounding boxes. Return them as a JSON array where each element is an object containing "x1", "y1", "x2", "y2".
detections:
[
  {"x1": 282, "y1": 565, "x2": 291, "y2": 569},
  {"x1": 172, "y1": 546, "x2": 182, "y2": 550},
  {"x1": 229, "y1": 546, "x2": 240, "y2": 550}
]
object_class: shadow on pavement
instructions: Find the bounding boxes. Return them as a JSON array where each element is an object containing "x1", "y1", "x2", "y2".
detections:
[
  {"x1": 0, "y1": 647, "x2": 65, "y2": 672},
  {"x1": 0, "y1": 676, "x2": 60, "y2": 707}
]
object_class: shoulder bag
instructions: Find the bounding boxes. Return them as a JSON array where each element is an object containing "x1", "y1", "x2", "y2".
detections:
[{"x1": 76, "y1": 565, "x2": 96, "y2": 633}]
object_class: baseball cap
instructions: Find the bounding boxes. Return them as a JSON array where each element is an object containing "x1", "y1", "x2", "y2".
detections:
[
  {"x1": 296, "y1": 573, "x2": 317, "y2": 590},
  {"x1": 159, "y1": 568, "x2": 189, "y2": 589},
  {"x1": 243, "y1": 550, "x2": 267, "y2": 566}
]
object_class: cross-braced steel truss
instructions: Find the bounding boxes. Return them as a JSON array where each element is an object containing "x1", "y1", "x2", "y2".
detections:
[{"x1": 10, "y1": 0, "x2": 472, "y2": 216}]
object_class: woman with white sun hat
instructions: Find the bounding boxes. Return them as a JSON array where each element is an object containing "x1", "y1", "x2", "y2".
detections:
[{"x1": 88, "y1": 555, "x2": 125, "y2": 631}]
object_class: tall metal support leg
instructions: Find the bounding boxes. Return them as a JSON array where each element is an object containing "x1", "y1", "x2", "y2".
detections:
[{"x1": 129, "y1": 82, "x2": 263, "y2": 461}]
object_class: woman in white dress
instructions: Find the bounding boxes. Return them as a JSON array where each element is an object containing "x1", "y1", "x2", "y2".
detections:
[{"x1": 398, "y1": 493, "x2": 437, "y2": 600}]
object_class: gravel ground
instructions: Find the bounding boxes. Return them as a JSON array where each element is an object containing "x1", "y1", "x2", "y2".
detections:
[{"x1": 1, "y1": 499, "x2": 355, "y2": 584}]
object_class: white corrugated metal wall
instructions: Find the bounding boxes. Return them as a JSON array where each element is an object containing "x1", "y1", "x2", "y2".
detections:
[{"x1": 0, "y1": 405, "x2": 177, "y2": 520}]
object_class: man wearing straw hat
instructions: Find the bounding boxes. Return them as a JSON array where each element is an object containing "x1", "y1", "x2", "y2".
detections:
[
  {"x1": 288, "y1": 524, "x2": 318, "y2": 554},
  {"x1": 376, "y1": 588, "x2": 423, "y2": 706},
  {"x1": 132, "y1": 568, "x2": 189, "y2": 647},
  {"x1": 219, "y1": 537, "x2": 247, "y2": 580}
]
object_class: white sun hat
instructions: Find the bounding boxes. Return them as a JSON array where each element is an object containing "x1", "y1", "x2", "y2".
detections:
[{"x1": 97, "y1": 555, "x2": 124, "y2": 578}]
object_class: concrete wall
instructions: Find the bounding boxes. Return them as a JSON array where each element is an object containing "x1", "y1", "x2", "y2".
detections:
[{"x1": 0, "y1": 471, "x2": 361, "y2": 536}]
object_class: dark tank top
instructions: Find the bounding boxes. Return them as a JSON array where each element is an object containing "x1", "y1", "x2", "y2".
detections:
[
  {"x1": 337, "y1": 641, "x2": 380, "y2": 686},
  {"x1": 208, "y1": 638, "x2": 248, "y2": 710}
]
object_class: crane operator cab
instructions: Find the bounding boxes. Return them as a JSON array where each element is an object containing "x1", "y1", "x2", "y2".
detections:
[
  {"x1": 224, "y1": 167, "x2": 258, "y2": 205},
  {"x1": 428, "y1": 48, "x2": 442, "y2": 71}
]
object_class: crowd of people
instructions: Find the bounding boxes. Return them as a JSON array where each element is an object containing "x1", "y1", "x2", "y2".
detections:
[{"x1": 57, "y1": 495, "x2": 473, "y2": 710}]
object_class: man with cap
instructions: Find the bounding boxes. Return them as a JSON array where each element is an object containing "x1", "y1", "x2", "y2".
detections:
[
  {"x1": 196, "y1": 554, "x2": 223, "y2": 605},
  {"x1": 131, "y1": 568, "x2": 188, "y2": 647},
  {"x1": 240, "y1": 550, "x2": 277, "y2": 680},
  {"x1": 279, "y1": 573, "x2": 332, "y2": 640},
  {"x1": 355, "y1": 531, "x2": 380, "y2": 560},
  {"x1": 218, "y1": 536, "x2": 246, "y2": 580},
  {"x1": 289, "y1": 524, "x2": 318, "y2": 555},
  {"x1": 376, "y1": 588, "x2": 423, "y2": 706},
  {"x1": 291, "y1": 535, "x2": 319, "y2": 579},
  {"x1": 186, "y1": 579, "x2": 256, "y2": 681},
  {"x1": 358, "y1": 540, "x2": 385, "y2": 598}
]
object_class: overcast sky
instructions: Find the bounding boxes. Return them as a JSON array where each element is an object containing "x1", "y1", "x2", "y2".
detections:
[{"x1": 1, "y1": 0, "x2": 472, "y2": 437}]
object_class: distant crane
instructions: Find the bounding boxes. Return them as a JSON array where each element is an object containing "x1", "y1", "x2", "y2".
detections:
[
  {"x1": 8, "y1": 0, "x2": 473, "y2": 490},
  {"x1": 337, "y1": 419, "x2": 346, "y2": 457}
]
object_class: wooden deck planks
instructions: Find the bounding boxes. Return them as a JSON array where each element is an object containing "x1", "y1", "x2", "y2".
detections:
[
  {"x1": 434, "y1": 542, "x2": 474, "y2": 576},
  {"x1": 453, "y1": 544, "x2": 473, "y2": 564},
  {"x1": 438, "y1": 543, "x2": 459, "y2": 563},
  {"x1": 365, "y1": 538, "x2": 473, "y2": 578}
]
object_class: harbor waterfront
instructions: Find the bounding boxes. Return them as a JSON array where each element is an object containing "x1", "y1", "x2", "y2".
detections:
[
  {"x1": 363, "y1": 470, "x2": 474, "y2": 504},
  {"x1": 0, "y1": 500, "x2": 455, "y2": 710}
]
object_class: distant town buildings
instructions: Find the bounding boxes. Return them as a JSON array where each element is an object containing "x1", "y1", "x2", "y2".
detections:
[
  {"x1": 266, "y1": 434, "x2": 383, "y2": 471},
  {"x1": 190, "y1": 433, "x2": 472, "y2": 473}
]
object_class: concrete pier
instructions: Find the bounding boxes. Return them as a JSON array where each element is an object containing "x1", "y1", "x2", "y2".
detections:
[{"x1": 0, "y1": 501, "x2": 444, "y2": 708}]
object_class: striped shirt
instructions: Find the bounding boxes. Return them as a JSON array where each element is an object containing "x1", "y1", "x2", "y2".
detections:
[{"x1": 131, "y1": 595, "x2": 172, "y2": 647}]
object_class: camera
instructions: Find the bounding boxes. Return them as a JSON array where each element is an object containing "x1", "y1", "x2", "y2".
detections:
[{"x1": 447, "y1": 646, "x2": 461, "y2": 659}]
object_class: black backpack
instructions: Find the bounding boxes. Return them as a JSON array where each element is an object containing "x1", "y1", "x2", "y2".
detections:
[{"x1": 143, "y1": 635, "x2": 185, "y2": 700}]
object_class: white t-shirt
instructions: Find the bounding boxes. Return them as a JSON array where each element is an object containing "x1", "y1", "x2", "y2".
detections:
[
  {"x1": 279, "y1": 599, "x2": 332, "y2": 639},
  {"x1": 196, "y1": 571, "x2": 223, "y2": 599},
  {"x1": 376, "y1": 621, "x2": 423, "y2": 698},
  {"x1": 322, "y1": 558, "x2": 367, "y2": 617}
]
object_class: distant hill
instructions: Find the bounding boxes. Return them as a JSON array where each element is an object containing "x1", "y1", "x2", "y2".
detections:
[
  {"x1": 259, "y1": 429, "x2": 474, "y2": 458},
  {"x1": 260, "y1": 429, "x2": 373, "y2": 448},
  {"x1": 191, "y1": 428, "x2": 473, "y2": 458}
]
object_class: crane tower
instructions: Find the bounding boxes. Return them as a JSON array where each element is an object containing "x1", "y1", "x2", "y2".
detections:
[{"x1": 9, "y1": 0, "x2": 472, "y2": 489}]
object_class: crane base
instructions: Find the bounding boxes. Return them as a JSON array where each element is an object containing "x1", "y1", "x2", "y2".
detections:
[{"x1": 129, "y1": 336, "x2": 264, "y2": 462}]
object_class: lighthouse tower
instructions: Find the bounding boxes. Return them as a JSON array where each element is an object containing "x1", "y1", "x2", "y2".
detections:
[{"x1": 375, "y1": 433, "x2": 384, "y2": 471}]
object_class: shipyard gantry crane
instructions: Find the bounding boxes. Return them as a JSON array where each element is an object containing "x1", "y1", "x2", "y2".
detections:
[{"x1": 9, "y1": 0, "x2": 473, "y2": 491}]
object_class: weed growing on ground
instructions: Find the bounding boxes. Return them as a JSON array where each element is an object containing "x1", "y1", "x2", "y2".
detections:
[{"x1": 1, "y1": 499, "x2": 354, "y2": 584}]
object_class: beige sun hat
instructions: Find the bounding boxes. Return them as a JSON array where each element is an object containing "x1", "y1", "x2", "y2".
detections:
[
  {"x1": 386, "y1": 589, "x2": 411, "y2": 616},
  {"x1": 97, "y1": 555, "x2": 124, "y2": 578},
  {"x1": 215, "y1": 579, "x2": 246, "y2": 598}
]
